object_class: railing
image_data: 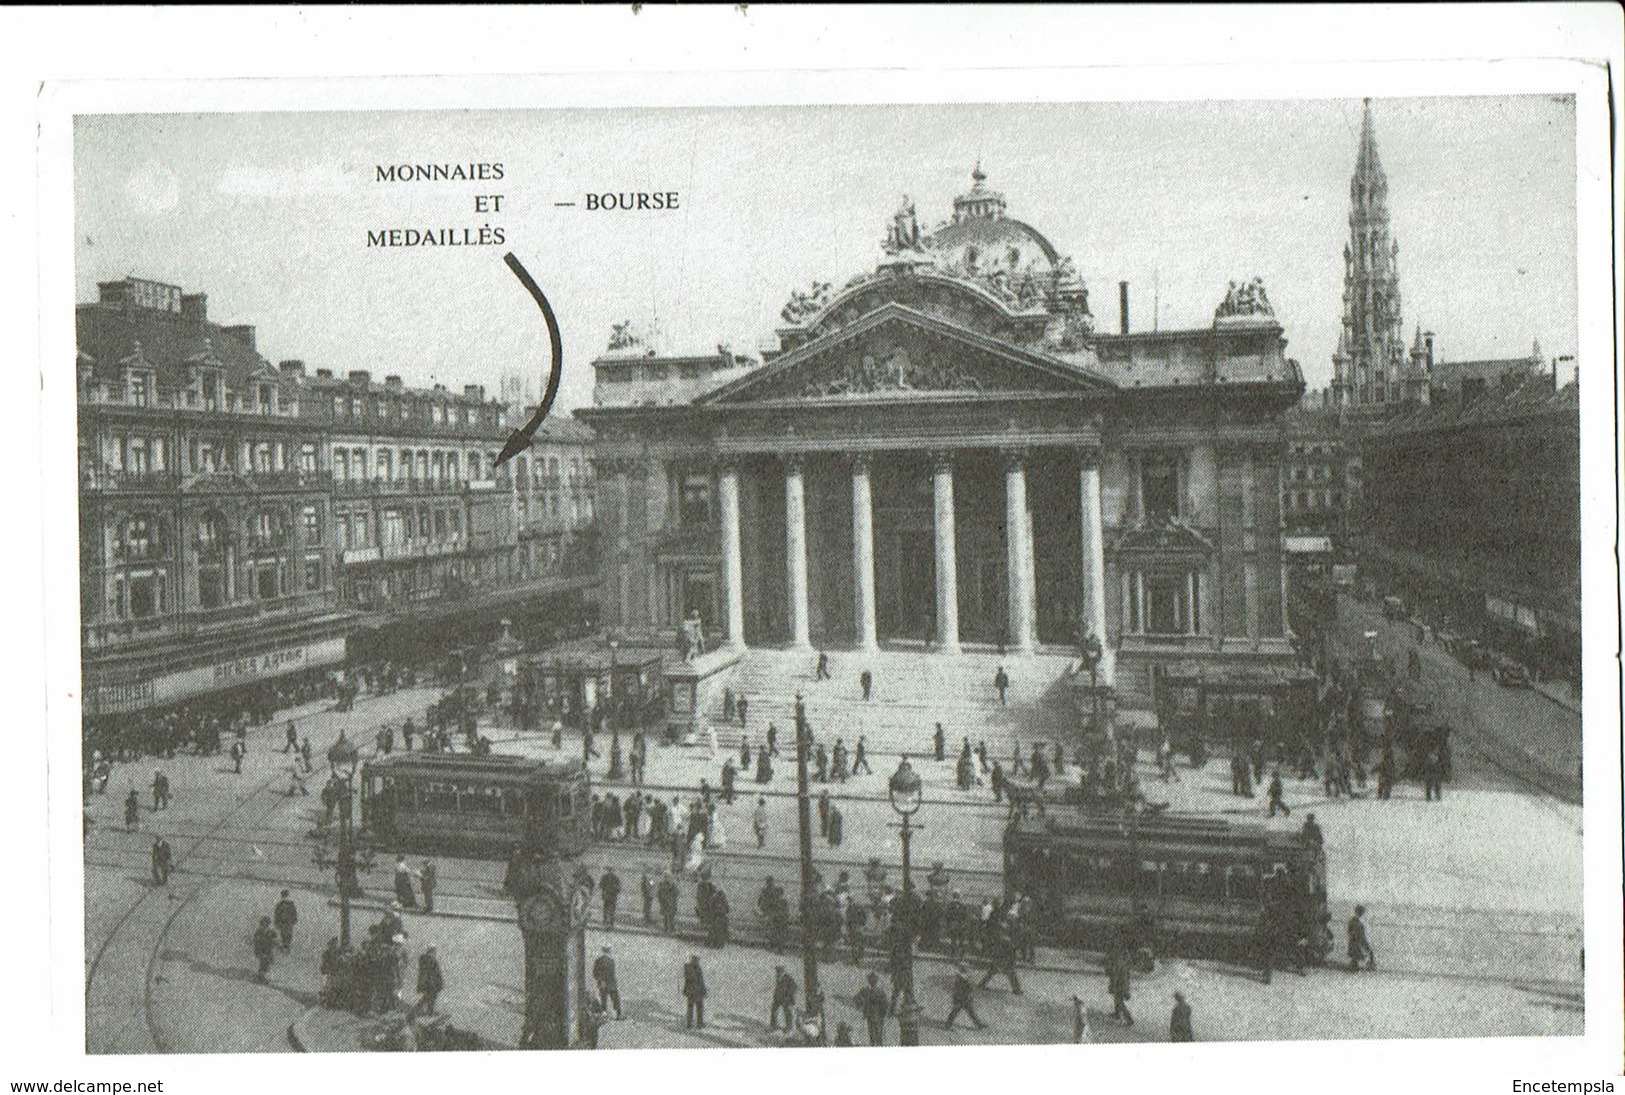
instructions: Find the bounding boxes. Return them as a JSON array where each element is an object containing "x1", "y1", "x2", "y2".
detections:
[
  {"x1": 82, "y1": 469, "x2": 180, "y2": 492},
  {"x1": 246, "y1": 469, "x2": 332, "y2": 490},
  {"x1": 330, "y1": 476, "x2": 473, "y2": 496},
  {"x1": 81, "y1": 592, "x2": 342, "y2": 649}
]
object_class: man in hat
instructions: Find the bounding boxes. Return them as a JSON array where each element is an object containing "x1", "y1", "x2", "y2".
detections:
[
  {"x1": 273, "y1": 889, "x2": 299, "y2": 951},
  {"x1": 600, "y1": 866, "x2": 622, "y2": 930},
  {"x1": 854, "y1": 971, "x2": 889, "y2": 1045},
  {"x1": 682, "y1": 954, "x2": 707, "y2": 1029},
  {"x1": 417, "y1": 946, "x2": 444, "y2": 1015},
  {"x1": 592, "y1": 944, "x2": 623, "y2": 1019},
  {"x1": 149, "y1": 835, "x2": 172, "y2": 886}
]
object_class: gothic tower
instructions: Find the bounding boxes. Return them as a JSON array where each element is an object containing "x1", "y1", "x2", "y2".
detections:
[{"x1": 1332, "y1": 99, "x2": 1416, "y2": 409}]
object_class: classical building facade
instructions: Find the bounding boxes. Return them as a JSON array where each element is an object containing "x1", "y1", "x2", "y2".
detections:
[
  {"x1": 77, "y1": 277, "x2": 597, "y2": 716},
  {"x1": 580, "y1": 172, "x2": 1305, "y2": 708}
]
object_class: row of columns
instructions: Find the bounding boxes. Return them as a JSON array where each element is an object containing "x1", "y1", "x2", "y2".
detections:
[{"x1": 716, "y1": 451, "x2": 1113, "y2": 682}]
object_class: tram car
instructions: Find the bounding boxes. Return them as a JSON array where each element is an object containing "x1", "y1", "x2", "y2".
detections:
[
  {"x1": 1004, "y1": 810, "x2": 1331, "y2": 963},
  {"x1": 359, "y1": 753, "x2": 592, "y2": 860}
]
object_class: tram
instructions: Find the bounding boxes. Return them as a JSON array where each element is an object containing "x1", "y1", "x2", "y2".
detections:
[
  {"x1": 359, "y1": 753, "x2": 592, "y2": 860},
  {"x1": 1004, "y1": 810, "x2": 1332, "y2": 962}
]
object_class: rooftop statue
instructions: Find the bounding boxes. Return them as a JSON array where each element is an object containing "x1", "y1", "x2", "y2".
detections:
[
  {"x1": 883, "y1": 197, "x2": 924, "y2": 254},
  {"x1": 779, "y1": 280, "x2": 834, "y2": 325},
  {"x1": 1215, "y1": 276, "x2": 1275, "y2": 321}
]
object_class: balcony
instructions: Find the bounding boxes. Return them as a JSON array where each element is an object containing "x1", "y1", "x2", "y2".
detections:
[
  {"x1": 82, "y1": 591, "x2": 341, "y2": 650},
  {"x1": 82, "y1": 468, "x2": 180, "y2": 493},
  {"x1": 245, "y1": 469, "x2": 332, "y2": 491},
  {"x1": 331, "y1": 476, "x2": 472, "y2": 497}
]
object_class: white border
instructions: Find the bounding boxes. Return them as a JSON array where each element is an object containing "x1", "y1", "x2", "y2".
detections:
[{"x1": 7, "y1": 5, "x2": 1622, "y2": 1092}]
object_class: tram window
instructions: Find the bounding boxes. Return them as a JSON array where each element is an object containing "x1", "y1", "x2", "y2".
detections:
[
  {"x1": 1227, "y1": 863, "x2": 1261, "y2": 901},
  {"x1": 462, "y1": 786, "x2": 501, "y2": 815},
  {"x1": 1137, "y1": 859, "x2": 1163, "y2": 895},
  {"x1": 557, "y1": 789, "x2": 573, "y2": 816}
]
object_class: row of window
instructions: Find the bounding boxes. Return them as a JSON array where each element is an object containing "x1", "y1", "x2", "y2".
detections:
[
  {"x1": 107, "y1": 554, "x2": 325, "y2": 619},
  {"x1": 329, "y1": 394, "x2": 496, "y2": 430},
  {"x1": 334, "y1": 507, "x2": 463, "y2": 550},
  {"x1": 1017, "y1": 847, "x2": 1285, "y2": 903}
]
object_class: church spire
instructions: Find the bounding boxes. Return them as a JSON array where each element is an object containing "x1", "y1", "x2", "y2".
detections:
[{"x1": 1332, "y1": 97, "x2": 1408, "y2": 409}]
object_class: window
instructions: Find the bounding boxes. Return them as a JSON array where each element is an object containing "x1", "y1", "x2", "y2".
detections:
[
  {"x1": 252, "y1": 510, "x2": 284, "y2": 548},
  {"x1": 254, "y1": 444, "x2": 273, "y2": 474},
  {"x1": 679, "y1": 473, "x2": 713, "y2": 528},
  {"x1": 1140, "y1": 457, "x2": 1181, "y2": 521},
  {"x1": 304, "y1": 556, "x2": 322, "y2": 591},
  {"x1": 128, "y1": 438, "x2": 151, "y2": 475},
  {"x1": 434, "y1": 510, "x2": 447, "y2": 540},
  {"x1": 302, "y1": 504, "x2": 320, "y2": 544},
  {"x1": 377, "y1": 449, "x2": 392, "y2": 480},
  {"x1": 332, "y1": 396, "x2": 344, "y2": 418},
  {"x1": 257, "y1": 384, "x2": 273, "y2": 413},
  {"x1": 202, "y1": 374, "x2": 219, "y2": 410},
  {"x1": 255, "y1": 565, "x2": 278, "y2": 600},
  {"x1": 1129, "y1": 571, "x2": 1199, "y2": 635},
  {"x1": 129, "y1": 372, "x2": 151, "y2": 407},
  {"x1": 123, "y1": 516, "x2": 157, "y2": 559},
  {"x1": 300, "y1": 444, "x2": 317, "y2": 473},
  {"x1": 335, "y1": 451, "x2": 350, "y2": 481},
  {"x1": 196, "y1": 512, "x2": 222, "y2": 552},
  {"x1": 431, "y1": 404, "x2": 443, "y2": 424}
]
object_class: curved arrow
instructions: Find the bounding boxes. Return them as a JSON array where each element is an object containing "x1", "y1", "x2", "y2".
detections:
[{"x1": 495, "y1": 252, "x2": 564, "y2": 467}]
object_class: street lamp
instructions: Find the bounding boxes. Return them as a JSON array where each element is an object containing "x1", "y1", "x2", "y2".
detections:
[
  {"x1": 326, "y1": 730, "x2": 361, "y2": 949},
  {"x1": 606, "y1": 638, "x2": 624, "y2": 780},
  {"x1": 888, "y1": 756, "x2": 924, "y2": 1046},
  {"x1": 1080, "y1": 632, "x2": 1104, "y2": 733}
]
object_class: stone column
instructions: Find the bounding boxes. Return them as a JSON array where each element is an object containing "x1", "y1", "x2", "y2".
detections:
[
  {"x1": 1005, "y1": 451, "x2": 1035, "y2": 654},
  {"x1": 717, "y1": 462, "x2": 746, "y2": 649},
  {"x1": 851, "y1": 455, "x2": 879, "y2": 653},
  {"x1": 785, "y1": 457, "x2": 811, "y2": 650},
  {"x1": 931, "y1": 451, "x2": 961, "y2": 653},
  {"x1": 1078, "y1": 454, "x2": 1114, "y2": 684}
]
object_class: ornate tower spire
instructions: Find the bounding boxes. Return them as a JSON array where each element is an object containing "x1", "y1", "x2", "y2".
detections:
[{"x1": 1332, "y1": 98, "x2": 1409, "y2": 408}]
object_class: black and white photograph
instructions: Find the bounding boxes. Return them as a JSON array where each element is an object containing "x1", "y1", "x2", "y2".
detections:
[{"x1": 10, "y1": 5, "x2": 1624, "y2": 1089}]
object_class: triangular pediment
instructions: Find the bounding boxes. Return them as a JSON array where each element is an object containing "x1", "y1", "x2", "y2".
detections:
[
  {"x1": 698, "y1": 304, "x2": 1113, "y2": 406},
  {"x1": 1112, "y1": 519, "x2": 1215, "y2": 555}
]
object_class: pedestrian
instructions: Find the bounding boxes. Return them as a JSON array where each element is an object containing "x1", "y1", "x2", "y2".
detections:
[
  {"x1": 1267, "y1": 768, "x2": 1290, "y2": 817},
  {"x1": 149, "y1": 836, "x2": 172, "y2": 886},
  {"x1": 1301, "y1": 812, "x2": 1324, "y2": 848},
  {"x1": 860, "y1": 669, "x2": 873, "y2": 702},
  {"x1": 994, "y1": 666, "x2": 1009, "y2": 704},
  {"x1": 933, "y1": 722, "x2": 946, "y2": 762},
  {"x1": 826, "y1": 803, "x2": 844, "y2": 847},
  {"x1": 658, "y1": 874, "x2": 679, "y2": 934},
  {"x1": 753, "y1": 796, "x2": 769, "y2": 848},
  {"x1": 1347, "y1": 904, "x2": 1376, "y2": 971},
  {"x1": 416, "y1": 946, "x2": 444, "y2": 1015},
  {"x1": 738, "y1": 695, "x2": 749, "y2": 729},
  {"x1": 1107, "y1": 947, "x2": 1134, "y2": 1025},
  {"x1": 1423, "y1": 747, "x2": 1445, "y2": 801},
  {"x1": 601, "y1": 867, "x2": 622, "y2": 929},
  {"x1": 593, "y1": 945, "x2": 623, "y2": 1019},
  {"x1": 945, "y1": 964, "x2": 986, "y2": 1030},
  {"x1": 252, "y1": 915, "x2": 278, "y2": 982},
  {"x1": 151, "y1": 769, "x2": 170, "y2": 811},
  {"x1": 852, "y1": 736, "x2": 872, "y2": 775},
  {"x1": 771, "y1": 965, "x2": 798, "y2": 1031},
  {"x1": 394, "y1": 855, "x2": 418, "y2": 909},
  {"x1": 977, "y1": 926, "x2": 1022, "y2": 994},
  {"x1": 1169, "y1": 992, "x2": 1194, "y2": 1042},
  {"x1": 846, "y1": 899, "x2": 869, "y2": 965},
  {"x1": 816, "y1": 650, "x2": 831, "y2": 681},
  {"x1": 230, "y1": 740, "x2": 244, "y2": 775},
  {"x1": 124, "y1": 787, "x2": 140, "y2": 831},
  {"x1": 273, "y1": 889, "x2": 299, "y2": 951},
  {"x1": 420, "y1": 861, "x2": 437, "y2": 914},
  {"x1": 283, "y1": 720, "x2": 298, "y2": 753},
  {"x1": 766, "y1": 721, "x2": 780, "y2": 757},
  {"x1": 641, "y1": 869, "x2": 656, "y2": 925},
  {"x1": 854, "y1": 971, "x2": 889, "y2": 1045},
  {"x1": 682, "y1": 955, "x2": 707, "y2": 1029},
  {"x1": 818, "y1": 788, "x2": 831, "y2": 837},
  {"x1": 1072, "y1": 995, "x2": 1092, "y2": 1043}
]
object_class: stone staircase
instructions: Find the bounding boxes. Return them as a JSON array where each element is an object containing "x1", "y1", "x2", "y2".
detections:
[{"x1": 699, "y1": 646, "x2": 1082, "y2": 757}]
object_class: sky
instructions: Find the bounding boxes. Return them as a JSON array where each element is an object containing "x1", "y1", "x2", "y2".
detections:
[{"x1": 74, "y1": 96, "x2": 1579, "y2": 412}]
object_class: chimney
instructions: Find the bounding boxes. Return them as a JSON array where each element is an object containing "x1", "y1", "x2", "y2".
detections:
[
  {"x1": 347, "y1": 369, "x2": 371, "y2": 387},
  {"x1": 278, "y1": 359, "x2": 306, "y2": 377},
  {"x1": 180, "y1": 293, "x2": 208, "y2": 322},
  {"x1": 464, "y1": 384, "x2": 485, "y2": 401},
  {"x1": 1423, "y1": 332, "x2": 1434, "y2": 370},
  {"x1": 315, "y1": 368, "x2": 333, "y2": 379},
  {"x1": 384, "y1": 374, "x2": 404, "y2": 389},
  {"x1": 1119, "y1": 281, "x2": 1130, "y2": 335},
  {"x1": 222, "y1": 324, "x2": 257, "y2": 352}
]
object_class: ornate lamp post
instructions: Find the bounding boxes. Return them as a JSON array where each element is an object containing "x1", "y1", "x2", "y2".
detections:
[
  {"x1": 1080, "y1": 632, "x2": 1104, "y2": 733},
  {"x1": 606, "y1": 638, "x2": 624, "y2": 780},
  {"x1": 326, "y1": 730, "x2": 362, "y2": 948},
  {"x1": 888, "y1": 756, "x2": 924, "y2": 1046}
]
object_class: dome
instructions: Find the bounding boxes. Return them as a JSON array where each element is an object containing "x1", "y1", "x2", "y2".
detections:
[{"x1": 924, "y1": 166, "x2": 1062, "y2": 280}]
